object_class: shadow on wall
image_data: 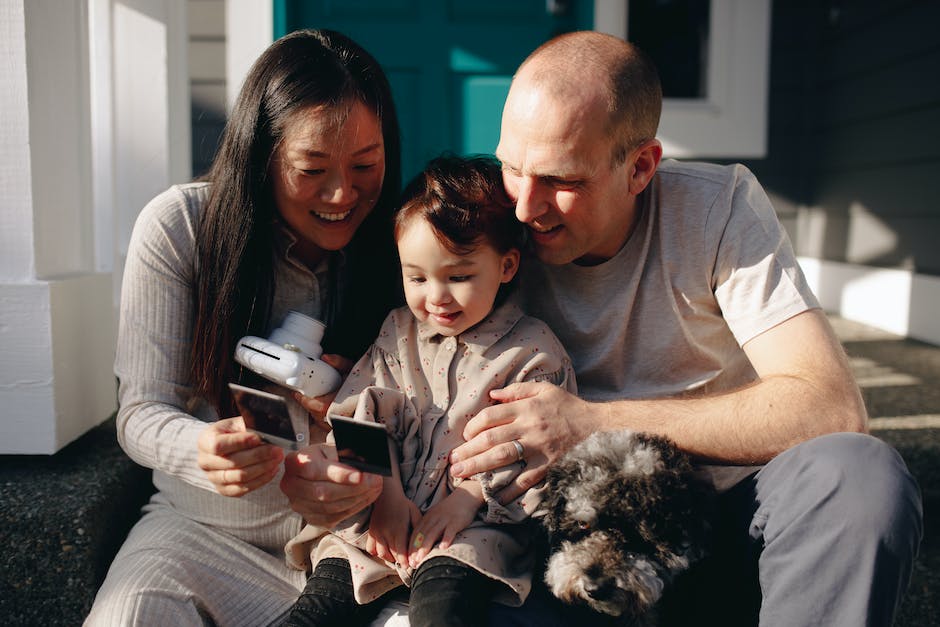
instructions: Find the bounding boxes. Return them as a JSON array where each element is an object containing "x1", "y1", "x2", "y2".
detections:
[
  {"x1": 727, "y1": 1, "x2": 940, "y2": 279},
  {"x1": 191, "y1": 102, "x2": 225, "y2": 179}
]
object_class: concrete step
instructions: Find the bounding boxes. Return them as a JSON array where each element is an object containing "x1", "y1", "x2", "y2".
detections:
[{"x1": 0, "y1": 418, "x2": 154, "y2": 626}]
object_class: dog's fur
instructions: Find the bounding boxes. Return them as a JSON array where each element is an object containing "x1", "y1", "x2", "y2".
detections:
[{"x1": 537, "y1": 430, "x2": 713, "y2": 626}]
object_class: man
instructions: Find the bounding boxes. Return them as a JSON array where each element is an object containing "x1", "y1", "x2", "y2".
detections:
[
  {"x1": 282, "y1": 31, "x2": 922, "y2": 626},
  {"x1": 445, "y1": 30, "x2": 923, "y2": 626}
]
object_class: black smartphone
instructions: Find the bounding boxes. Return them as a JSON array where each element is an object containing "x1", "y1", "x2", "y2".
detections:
[
  {"x1": 229, "y1": 383, "x2": 300, "y2": 450},
  {"x1": 329, "y1": 415, "x2": 393, "y2": 477}
]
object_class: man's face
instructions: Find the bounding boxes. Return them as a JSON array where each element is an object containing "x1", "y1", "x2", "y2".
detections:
[{"x1": 495, "y1": 80, "x2": 637, "y2": 266}]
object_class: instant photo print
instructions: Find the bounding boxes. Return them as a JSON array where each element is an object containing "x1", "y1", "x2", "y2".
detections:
[
  {"x1": 329, "y1": 415, "x2": 393, "y2": 477},
  {"x1": 229, "y1": 383, "x2": 301, "y2": 450}
]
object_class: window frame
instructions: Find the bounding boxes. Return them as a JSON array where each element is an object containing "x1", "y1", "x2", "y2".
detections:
[{"x1": 594, "y1": 0, "x2": 771, "y2": 158}]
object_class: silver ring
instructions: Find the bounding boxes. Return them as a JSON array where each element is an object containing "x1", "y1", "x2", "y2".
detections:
[{"x1": 511, "y1": 439, "x2": 525, "y2": 461}]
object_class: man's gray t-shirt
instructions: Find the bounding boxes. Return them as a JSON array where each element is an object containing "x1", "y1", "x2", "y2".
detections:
[{"x1": 520, "y1": 159, "x2": 819, "y2": 403}]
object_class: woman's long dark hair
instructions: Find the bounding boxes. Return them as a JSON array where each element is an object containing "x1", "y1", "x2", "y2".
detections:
[{"x1": 191, "y1": 29, "x2": 402, "y2": 414}]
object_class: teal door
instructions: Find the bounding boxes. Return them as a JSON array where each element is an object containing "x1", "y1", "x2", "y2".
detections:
[{"x1": 274, "y1": 0, "x2": 593, "y2": 181}]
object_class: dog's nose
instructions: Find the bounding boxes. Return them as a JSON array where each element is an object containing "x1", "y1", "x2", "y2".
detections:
[{"x1": 584, "y1": 575, "x2": 618, "y2": 600}]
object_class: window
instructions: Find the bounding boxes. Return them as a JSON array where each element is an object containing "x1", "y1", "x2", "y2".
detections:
[{"x1": 595, "y1": 0, "x2": 771, "y2": 158}]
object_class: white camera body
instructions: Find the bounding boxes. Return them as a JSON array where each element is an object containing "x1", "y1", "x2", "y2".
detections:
[{"x1": 234, "y1": 312, "x2": 342, "y2": 397}]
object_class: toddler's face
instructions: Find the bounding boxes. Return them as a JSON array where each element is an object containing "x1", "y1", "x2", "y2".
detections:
[{"x1": 397, "y1": 218, "x2": 519, "y2": 337}]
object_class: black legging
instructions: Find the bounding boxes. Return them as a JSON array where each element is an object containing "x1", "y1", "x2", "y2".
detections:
[
  {"x1": 282, "y1": 555, "x2": 494, "y2": 627},
  {"x1": 409, "y1": 556, "x2": 494, "y2": 627},
  {"x1": 281, "y1": 557, "x2": 381, "y2": 627}
]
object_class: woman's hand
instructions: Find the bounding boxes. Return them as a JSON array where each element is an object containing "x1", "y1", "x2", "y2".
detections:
[
  {"x1": 293, "y1": 353, "x2": 354, "y2": 434},
  {"x1": 449, "y1": 382, "x2": 597, "y2": 503},
  {"x1": 280, "y1": 443, "x2": 383, "y2": 528},
  {"x1": 197, "y1": 416, "x2": 285, "y2": 497},
  {"x1": 408, "y1": 483, "x2": 482, "y2": 568},
  {"x1": 367, "y1": 482, "x2": 421, "y2": 567}
]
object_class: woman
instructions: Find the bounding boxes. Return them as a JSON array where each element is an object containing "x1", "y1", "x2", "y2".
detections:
[{"x1": 86, "y1": 29, "x2": 401, "y2": 625}]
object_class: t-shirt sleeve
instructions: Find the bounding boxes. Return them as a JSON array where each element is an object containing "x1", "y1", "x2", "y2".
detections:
[{"x1": 711, "y1": 165, "x2": 820, "y2": 346}]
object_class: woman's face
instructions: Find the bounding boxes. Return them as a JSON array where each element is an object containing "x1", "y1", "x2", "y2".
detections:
[{"x1": 269, "y1": 101, "x2": 386, "y2": 266}]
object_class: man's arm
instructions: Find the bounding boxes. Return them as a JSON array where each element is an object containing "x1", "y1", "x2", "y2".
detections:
[{"x1": 450, "y1": 309, "x2": 867, "y2": 498}]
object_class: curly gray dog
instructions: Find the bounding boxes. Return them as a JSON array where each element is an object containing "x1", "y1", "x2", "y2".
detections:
[{"x1": 538, "y1": 430, "x2": 713, "y2": 625}]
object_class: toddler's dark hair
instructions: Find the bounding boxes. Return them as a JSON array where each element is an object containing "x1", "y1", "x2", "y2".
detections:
[{"x1": 395, "y1": 154, "x2": 524, "y2": 255}]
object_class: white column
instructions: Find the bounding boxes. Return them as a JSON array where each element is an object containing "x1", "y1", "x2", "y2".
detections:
[
  {"x1": 225, "y1": 0, "x2": 272, "y2": 112},
  {"x1": 0, "y1": 0, "x2": 190, "y2": 454}
]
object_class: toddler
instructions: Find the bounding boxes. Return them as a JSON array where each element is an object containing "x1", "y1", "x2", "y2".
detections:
[{"x1": 283, "y1": 154, "x2": 576, "y2": 626}]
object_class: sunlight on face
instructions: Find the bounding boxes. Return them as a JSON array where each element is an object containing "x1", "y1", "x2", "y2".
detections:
[
  {"x1": 496, "y1": 79, "x2": 635, "y2": 266},
  {"x1": 269, "y1": 101, "x2": 385, "y2": 269},
  {"x1": 397, "y1": 218, "x2": 519, "y2": 337}
]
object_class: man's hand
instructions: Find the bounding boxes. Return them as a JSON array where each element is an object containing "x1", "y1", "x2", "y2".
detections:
[
  {"x1": 280, "y1": 443, "x2": 383, "y2": 528},
  {"x1": 198, "y1": 416, "x2": 284, "y2": 497},
  {"x1": 449, "y1": 382, "x2": 598, "y2": 502},
  {"x1": 367, "y1": 483, "x2": 421, "y2": 567}
]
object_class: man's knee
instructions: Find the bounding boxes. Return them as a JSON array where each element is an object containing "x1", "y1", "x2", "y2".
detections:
[{"x1": 761, "y1": 432, "x2": 922, "y2": 543}]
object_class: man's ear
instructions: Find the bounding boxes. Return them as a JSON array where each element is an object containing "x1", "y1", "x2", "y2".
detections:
[
  {"x1": 500, "y1": 249, "x2": 521, "y2": 283},
  {"x1": 627, "y1": 138, "x2": 663, "y2": 196}
]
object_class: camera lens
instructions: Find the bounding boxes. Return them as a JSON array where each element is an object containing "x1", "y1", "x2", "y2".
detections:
[{"x1": 269, "y1": 311, "x2": 326, "y2": 358}]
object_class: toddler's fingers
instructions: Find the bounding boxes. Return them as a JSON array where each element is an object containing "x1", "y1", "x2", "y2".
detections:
[
  {"x1": 408, "y1": 500, "x2": 423, "y2": 526},
  {"x1": 320, "y1": 353, "x2": 354, "y2": 375},
  {"x1": 385, "y1": 528, "x2": 410, "y2": 567},
  {"x1": 373, "y1": 537, "x2": 391, "y2": 562},
  {"x1": 438, "y1": 524, "x2": 459, "y2": 551},
  {"x1": 409, "y1": 520, "x2": 443, "y2": 566}
]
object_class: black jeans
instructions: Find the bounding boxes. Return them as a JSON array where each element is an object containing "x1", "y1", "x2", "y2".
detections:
[{"x1": 282, "y1": 556, "x2": 494, "y2": 627}]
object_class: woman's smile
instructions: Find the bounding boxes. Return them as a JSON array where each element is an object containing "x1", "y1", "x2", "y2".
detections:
[{"x1": 311, "y1": 208, "x2": 353, "y2": 222}]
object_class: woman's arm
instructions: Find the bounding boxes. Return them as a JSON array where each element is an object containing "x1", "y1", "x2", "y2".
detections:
[{"x1": 115, "y1": 186, "x2": 281, "y2": 492}]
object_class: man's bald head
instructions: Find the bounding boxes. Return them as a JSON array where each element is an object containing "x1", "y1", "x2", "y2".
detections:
[{"x1": 513, "y1": 31, "x2": 662, "y2": 164}]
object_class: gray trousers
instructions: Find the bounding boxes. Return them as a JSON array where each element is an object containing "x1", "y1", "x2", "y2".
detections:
[{"x1": 493, "y1": 432, "x2": 924, "y2": 627}]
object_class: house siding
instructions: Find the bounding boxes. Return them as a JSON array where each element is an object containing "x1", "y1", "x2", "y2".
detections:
[
  {"x1": 188, "y1": 0, "x2": 226, "y2": 178},
  {"x1": 739, "y1": 0, "x2": 940, "y2": 276}
]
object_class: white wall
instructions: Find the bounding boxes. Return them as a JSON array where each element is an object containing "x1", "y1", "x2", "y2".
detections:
[
  {"x1": 0, "y1": 0, "x2": 190, "y2": 454},
  {"x1": 225, "y1": 0, "x2": 271, "y2": 112},
  {"x1": 800, "y1": 258, "x2": 940, "y2": 346}
]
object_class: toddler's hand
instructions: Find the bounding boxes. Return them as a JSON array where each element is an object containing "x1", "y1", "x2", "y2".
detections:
[
  {"x1": 408, "y1": 488, "x2": 481, "y2": 568},
  {"x1": 368, "y1": 486, "x2": 421, "y2": 568}
]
